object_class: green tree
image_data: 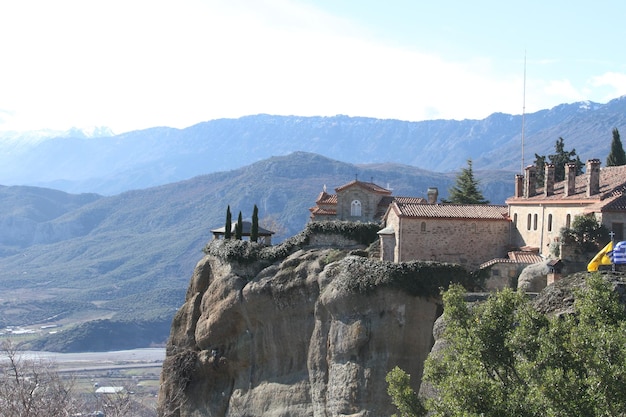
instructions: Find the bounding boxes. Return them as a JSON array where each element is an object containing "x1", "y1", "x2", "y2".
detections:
[
  {"x1": 251, "y1": 204, "x2": 259, "y2": 242},
  {"x1": 224, "y1": 205, "x2": 232, "y2": 239},
  {"x1": 235, "y1": 211, "x2": 243, "y2": 240},
  {"x1": 560, "y1": 214, "x2": 610, "y2": 254},
  {"x1": 395, "y1": 274, "x2": 626, "y2": 417},
  {"x1": 534, "y1": 137, "x2": 583, "y2": 187},
  {"x1": 606, "y1": 127, "x2": 626, "y2": 166},
  {"x1": 441, "y1": 159, "x2": 489, "y2": 204},
  {"x1": 386, "y1": 367, "x2": 426, "y2": 417}
]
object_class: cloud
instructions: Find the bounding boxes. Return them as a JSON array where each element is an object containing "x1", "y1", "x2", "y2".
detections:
[{"x1": 590, "y1": 72, "x2": 626, "y2": 100}]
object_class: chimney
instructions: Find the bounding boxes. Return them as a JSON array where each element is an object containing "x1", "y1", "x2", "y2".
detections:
[
  {"x1": 544, "y1": 163, "x2": 555, "y2": 196},
  {"x1": 427, "y1": 187, "x2": 438, "y2": 204},
  {"x1": 524, "y1": 165, "x2": 536, "y2": 198},
  {"x1": 564, "y1": 163, "x2": 577, "y2": 196},
  {"x1": 586, "y1": 159, "x2": 601, "y2": 197},
  {"x1": 514, "y1": 174, "x2": 524, "y2": 197}
]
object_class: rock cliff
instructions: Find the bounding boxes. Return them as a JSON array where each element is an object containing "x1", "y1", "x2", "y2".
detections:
[{"x1": 157, "y1": 224, "x2": 476, "y2": 417}]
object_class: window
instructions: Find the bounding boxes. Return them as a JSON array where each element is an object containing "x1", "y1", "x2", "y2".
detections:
[
  {"x1": 351, "y1": 200, "x2": 362, "y2": 216},
  {"x1": 533, "y1": 214, "x2": 538, "y2": 230},
  {"x1": 513, "y1": 213, "x2": 518, "y2": 226},
  {"x1": 566, "y1": 214, "x2": 571, "y2": 229},
  {"x1": 421, "y1": 222, "x2": 426, "y2": 232},
  {"x1": 547, "y1": 214, "x2": 553, "y2": 232},
  {"x1": 527, "y1": 214, "x2": 531, "y2": 230}
]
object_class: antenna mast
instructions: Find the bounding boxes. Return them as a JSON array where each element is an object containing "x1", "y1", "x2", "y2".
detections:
[{"x1": 521, "y1": 51, "x2": 527, "y2": 174}]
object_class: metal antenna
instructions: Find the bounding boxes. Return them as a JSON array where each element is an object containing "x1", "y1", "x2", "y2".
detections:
[{"x1": 521, "y1": 50, "x2": 527, "y2": 174}]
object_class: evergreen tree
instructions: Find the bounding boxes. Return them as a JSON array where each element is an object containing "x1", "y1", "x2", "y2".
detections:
[
  {"x1": 534, "y1": 137, "x2": 583, "y2": 187},
  {"x1": 235, "y1": 211, "x2": 243, "y2": 240},
  {"x1": 441, "y1": 159, "x2": 489, "y2": 204},
  {"x1": 606, "y1": 128, "x2": 626, "y2": 166},
  {"x1": 224, "y1": 205, "x2": 232, "y2": 239},
  {"x1": 251, "y1": 204, "x2": 259, "y2": 242}
]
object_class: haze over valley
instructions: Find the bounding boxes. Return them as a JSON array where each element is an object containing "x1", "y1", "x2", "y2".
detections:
[{"x1": 1, "y1": 97, "x2": 625, "y2": 352}]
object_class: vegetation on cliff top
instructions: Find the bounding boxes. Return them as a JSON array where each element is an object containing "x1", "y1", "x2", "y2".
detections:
[
  {"x1": 335, "y1": 256, "x2": 482, "y2": 298},
  {"x1": 203, "y1": 220, "x2": 381, "y2": 265}
]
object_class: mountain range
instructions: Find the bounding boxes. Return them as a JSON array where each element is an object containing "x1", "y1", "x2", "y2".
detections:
[
  {"x1": 0, "y1": 152, "x2": 513, "y2": 351},
  {"x1": 1, "y1": 96, "x2": 626, "y2": 351},
  {"x1": 1, "y1": 97, "x2": 625, "y2": 195}
]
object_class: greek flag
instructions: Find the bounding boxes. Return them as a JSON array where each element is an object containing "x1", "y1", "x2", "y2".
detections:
[{"x1": 610, "y1": 241, "x2": 626, "y2": 265}]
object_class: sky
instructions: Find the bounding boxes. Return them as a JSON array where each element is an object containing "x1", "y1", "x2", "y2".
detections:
[{"x1": 2, "y1": 0, "x2": 626, "y2": 134}]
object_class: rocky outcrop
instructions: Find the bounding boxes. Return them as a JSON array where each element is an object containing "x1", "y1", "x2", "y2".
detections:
[{"x1": 157, "y1": 240, "x2": 445, "y2": 417}]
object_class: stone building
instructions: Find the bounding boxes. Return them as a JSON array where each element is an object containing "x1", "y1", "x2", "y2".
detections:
[
  {"x1": 506, "y1": 160, "x2": 626, "y2": 257},
  {"x1": 310, "y1": 160, "x2": 626, "y2": 276},
  {"x1": 378, "y1": 201, "x2": 510, "y2": 270},
  {"x1": 211, "y1": 221, "x2": 274, "y2": 245},
  {"x1": 309, "y1": 180, "x2": 426, "y2": 222}
]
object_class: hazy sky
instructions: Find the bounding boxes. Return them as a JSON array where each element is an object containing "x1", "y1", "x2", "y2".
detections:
[{"x1": 2, "y1": 0, "x2": 626, "y2": 134}]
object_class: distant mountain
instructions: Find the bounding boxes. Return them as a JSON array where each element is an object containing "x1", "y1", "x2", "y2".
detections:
[
  {"x1": 0, "y1": 152, "x2": 513, "y2": 351},
  {"x1": 1, "y1": 98, "x2": 625, "y2": 195}
]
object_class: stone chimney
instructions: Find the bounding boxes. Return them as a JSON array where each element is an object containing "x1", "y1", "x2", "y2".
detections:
[
  {"x1": 524, "y1": 165, "x2": 536, "y2": 198},
  {"x1": 544, "y1": 163, "x2": 555, "y2": 197},
  {"x1": 586, "y1": 159, "x2": 601, "y2": 197},
  {"x1": 564, "y1": 162, "x2": 577, "y2": 197},
  {"x1": 514, "y1": 174, "x2": 524, "y2": 198},
  {"x1": 427, "y1": 187, "x2": 438, "y2": 204}
]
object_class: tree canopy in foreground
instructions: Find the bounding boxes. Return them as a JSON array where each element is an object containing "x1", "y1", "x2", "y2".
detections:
[{"x1": 388, "y1": 274, "x2": 626, "y2": 417}]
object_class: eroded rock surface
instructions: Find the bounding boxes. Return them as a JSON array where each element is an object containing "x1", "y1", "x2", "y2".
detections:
[{"x1": 158, "y1": 247, "x2": 440, "y2": 417}]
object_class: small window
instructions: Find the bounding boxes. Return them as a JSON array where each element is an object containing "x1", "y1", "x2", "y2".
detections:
[
  {"x1": 351, "y1": 200, "x2": 362, "y2": 216},
  {"x1": 421, "y1": 222, "x2": 426, "y2": 232},
  {"x1": 547, "y1": 214, "x2": 553, "y2": 232},
  {"x1": 513, "y1": 213, "x2": 518, "y2": 226},
  {"x1": 533, "y1": 214, "x2": 538, "y2": 230},
  {"x1": 527, "y1": 214, "x2": 531, "y2": 230},
  {"x1": 566, "y1": 214, "x2": 571, "y2": 229}
]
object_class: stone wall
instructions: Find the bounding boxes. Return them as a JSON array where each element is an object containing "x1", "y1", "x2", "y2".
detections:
[
  {"x1": 386, "y1": 211, "x2": 510, "y2": 270},
  {"x1": 306, "y1": 233, "x2": 361, "y2": 248},
  {"x1": 510, "y1": 204, "x2": 589, "y2": 254},
  {"x1": 336, "y1": 187, "x2": 382, "y2": 222}
]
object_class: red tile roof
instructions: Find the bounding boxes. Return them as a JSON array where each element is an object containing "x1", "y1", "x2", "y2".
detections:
[
  {"x1": 335, "y1": 180, "x2": 392, "y2": 195},
  {"x1": 508, "y1": 251, "x2": 544, "y2": 264},
  {"x1": 315, "y1": 191, "x2": 337, "y2": 205},
  {"x1": 309, "y1": 206, "x2": 336, "y2": 215},
  {"x1": 479, "y1": 251, "x2": 544, "y2": 268},
  {"x1": 392, "y1": 202, "x2": 509, "y2": 220}
]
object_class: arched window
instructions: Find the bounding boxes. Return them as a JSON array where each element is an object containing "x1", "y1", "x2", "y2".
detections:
[
  {"x1": 566, "y1": 214, "x2": 571, "y2": 229},
  {"x1": 421, "y1": 222, "x2": 426, "y2": 232},
  {"x1": 533, "y1": 214, "x2": 538, "y2": 230},
  {"x1": 547, "y1": 214, "x2": 553, "y2": 232},
  {"x1": 351, "y1": 200, "x2": 362, "y2": 216},
  {"x1": 513, "y1": 213, "x2": 518, "y2": 226},
  {"x1": 527, "y1": 214, "x2": 531, "y2": 230}
]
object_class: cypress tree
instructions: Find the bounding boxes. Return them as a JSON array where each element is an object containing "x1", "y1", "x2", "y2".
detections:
[
  {"x1": 235, "y1": 211, "x2": 243, "y2": 240},
  {"x1": 251, "y1": 204, "x2": 259, "y2": 243},
  {"x1": 606, "y1": 128, "x2": 626, "y2": 166},
  {"x1": 533, "y1": 137, "x2": 583, "y2": 186},
  {"x1": 224, "y1": 205, "x2": 232, "y2": 239}
]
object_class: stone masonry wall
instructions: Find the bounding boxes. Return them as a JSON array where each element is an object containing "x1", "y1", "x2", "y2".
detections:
[{"x1": 398, "y1": 217, "x2": 510, "y2": 270}]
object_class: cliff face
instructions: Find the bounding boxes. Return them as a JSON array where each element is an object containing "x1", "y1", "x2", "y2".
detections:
[{"x1": 157, "y1": 243, "x2": 441, "y2": 417}]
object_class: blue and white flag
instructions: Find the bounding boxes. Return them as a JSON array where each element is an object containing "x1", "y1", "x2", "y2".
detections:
[{"x1": 610, "y1": 241, "x2": 626, "y2": 265}]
